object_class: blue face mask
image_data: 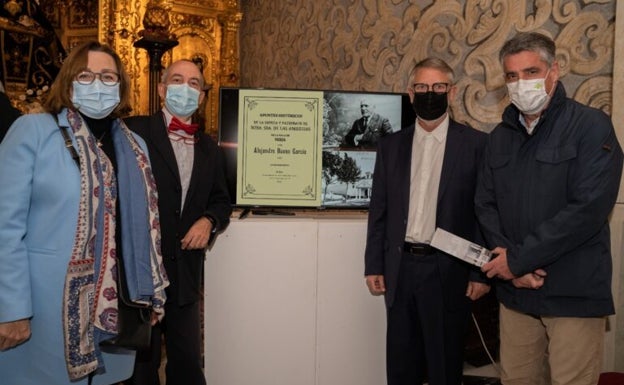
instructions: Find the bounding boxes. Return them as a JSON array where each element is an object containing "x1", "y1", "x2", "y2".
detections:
[
  {"x1": 164, "y1": 84, "x2": 200, "y2": 118},
  {"x1": 71, "y1": 80, "x2": 120, "y2": 119}
]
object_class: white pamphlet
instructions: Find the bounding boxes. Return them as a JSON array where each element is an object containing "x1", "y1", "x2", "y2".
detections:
[{"x1": 430, "y1": 227, "x2": 492, "y2": 267}]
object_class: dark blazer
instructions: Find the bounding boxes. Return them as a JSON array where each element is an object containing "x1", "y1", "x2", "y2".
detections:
[
  {"x1": 364, "y1": 120, "x2": 486, "y2": 308},
  {"x1": 126, "y1": 112, "x2": 232, "y2": 305},
  {"x1": 342, "y1": 112, "x2": 392, "y2": 148}
]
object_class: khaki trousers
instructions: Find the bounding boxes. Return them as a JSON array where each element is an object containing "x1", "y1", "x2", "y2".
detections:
[{"x1": 499, "y1": 303, "x2": 605, "y2": 385}]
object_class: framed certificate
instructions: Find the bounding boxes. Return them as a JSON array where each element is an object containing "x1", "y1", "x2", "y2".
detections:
[{"x1": 237, "y1": 89, "x2": 324, "y2": 207}]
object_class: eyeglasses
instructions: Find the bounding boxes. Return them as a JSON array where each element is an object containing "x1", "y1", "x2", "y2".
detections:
[
  {"x1": 410, "y1": 82, "x2": 450, "y2": 94},
  {"x1": 75, "y1": 70, "x2": 120, "y2": 86}
]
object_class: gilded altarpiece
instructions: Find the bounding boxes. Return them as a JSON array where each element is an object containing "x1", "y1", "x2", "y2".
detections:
[
  {"x1": 101, "y1": 0, "x2": 241, "y2": 135},
  {"x1": 39, "y1": 0, "x2": 99, "y2": 50},
  {"x1": 3, "y1": 0, "x2": 240, "y2": 135}
]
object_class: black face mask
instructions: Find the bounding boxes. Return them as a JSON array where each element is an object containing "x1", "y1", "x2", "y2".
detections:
[{"x1": 412, "y1": 91, "x2": 448, "y2": 121}]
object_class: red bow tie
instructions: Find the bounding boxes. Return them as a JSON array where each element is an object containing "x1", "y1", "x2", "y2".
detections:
[{"x1": 168, "y1": 116, "x2": 199, "y2": 135}]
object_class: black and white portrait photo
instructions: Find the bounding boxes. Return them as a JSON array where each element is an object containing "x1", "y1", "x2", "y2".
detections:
[{"x1": 323, "y1": 92, "x2": 403, "y2": 150}]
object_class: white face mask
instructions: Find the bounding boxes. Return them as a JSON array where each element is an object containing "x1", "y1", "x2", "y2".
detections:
[
  {"x1": 506, "y1": 71, "x2": 551, "y2": 115},
  {"x1": 71, "y1": 80, "x2": 120, "y2": 119},
  {"x1": 164, "y1": 83, "x2": 200, "y2": 119}
]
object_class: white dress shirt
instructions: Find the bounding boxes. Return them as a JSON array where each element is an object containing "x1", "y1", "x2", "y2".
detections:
[
  {"x1": 405, "y1": 115, "x2": 449, "y2": 244},
  {"x1": 162, "y1": 108, "x2": 195, "y2": 211}
]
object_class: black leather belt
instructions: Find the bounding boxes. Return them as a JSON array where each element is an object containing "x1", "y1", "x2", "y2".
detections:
[{"x1": 403, "y1": 242, "x2": 435, "y2": 255}]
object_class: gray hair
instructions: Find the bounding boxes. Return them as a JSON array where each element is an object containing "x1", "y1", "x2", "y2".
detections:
[
  {"x1": 407, "y1": 57, "x2": 455, "y2": 85},
  {"x1": 499, "y1": 32, "x2": 556, "y2": 66}
]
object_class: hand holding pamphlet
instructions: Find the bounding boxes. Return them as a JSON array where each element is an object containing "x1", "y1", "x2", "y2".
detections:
[{"x1": 430, "y1": 227, "x2": 492, "y2": 267}]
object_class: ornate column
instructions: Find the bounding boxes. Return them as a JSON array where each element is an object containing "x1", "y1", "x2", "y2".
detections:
[
  {"x1": 133, "y1": 0, "x2": 178, "y2": 115},
  {"x1": 218, "y1": 12, "x2": 242, "y2": 86}
]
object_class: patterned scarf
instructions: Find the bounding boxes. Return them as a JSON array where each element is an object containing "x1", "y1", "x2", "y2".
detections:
[{"x1": 60, "y1": 109, "x2": 168, "y2": 380}]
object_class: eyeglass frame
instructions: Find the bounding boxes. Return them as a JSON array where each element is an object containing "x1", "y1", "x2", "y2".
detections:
[
  {"x1": 409, "y1": 82, "x2": 451, "y2": 95},
  {"x1": 75, "y1": 70, "x2": 121, "y2": 86}
]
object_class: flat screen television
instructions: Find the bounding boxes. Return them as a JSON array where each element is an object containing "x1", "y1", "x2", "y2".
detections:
[{"x1": 218, "y1": 87, "x2": 416, "y2": 210}]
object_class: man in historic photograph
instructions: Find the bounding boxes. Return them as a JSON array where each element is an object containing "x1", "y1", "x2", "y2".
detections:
[{"x1": 342, "y1": 97, "x2": 393, "y2": 148}]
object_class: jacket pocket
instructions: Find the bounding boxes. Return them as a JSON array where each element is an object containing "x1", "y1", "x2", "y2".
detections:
[
  {"x1": 534, "y1": 145, "x2": 577, "y2": 199},
  {"x1": 535, "y1": 144, "x2": 577, "y2": 164}
]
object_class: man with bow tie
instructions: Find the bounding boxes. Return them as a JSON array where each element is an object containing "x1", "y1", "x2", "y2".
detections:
[{"x1": 125, "y1": 59, "x2": 232, "y2": 385}]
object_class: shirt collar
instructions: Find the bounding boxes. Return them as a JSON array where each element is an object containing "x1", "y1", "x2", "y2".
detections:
[
  {"x1": 415, "y1": 114, "x2": 449, "y2": 144},
  {"x1": 162, "y1": 108, "x2": 194, "y2": 137},
  {"x1": 162, "y1": 108, "x2": 192, "y2": 127},
  {"x1": 519, "y1": 114, "x2": 540, "y2": 135}
]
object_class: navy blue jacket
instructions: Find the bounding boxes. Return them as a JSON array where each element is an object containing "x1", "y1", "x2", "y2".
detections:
[
  {"x1": 365, "y1": 119, "x2": 487, "y2": 309},
  {"x1": 475, "y1": 82, "x2": 623, "y2": 317}
]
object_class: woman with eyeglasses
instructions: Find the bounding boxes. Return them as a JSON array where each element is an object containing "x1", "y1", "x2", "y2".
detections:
[{"x1": 0, "y1": 40, "x2": 169, "y2": 385}]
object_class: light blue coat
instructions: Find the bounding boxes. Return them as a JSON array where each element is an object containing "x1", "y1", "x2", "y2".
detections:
[{"x1": 0, "y1": 110, "x2": 140, "y2": 384}]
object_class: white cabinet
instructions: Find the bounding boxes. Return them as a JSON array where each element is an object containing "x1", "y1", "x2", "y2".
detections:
[{"x1": 204, "y1": 216, "x2": 387, "y2": 385}]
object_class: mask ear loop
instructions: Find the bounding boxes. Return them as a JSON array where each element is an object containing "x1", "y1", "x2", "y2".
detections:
[{"x1": 544, "y1": 68, "x2": 556, "y2": 97}]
